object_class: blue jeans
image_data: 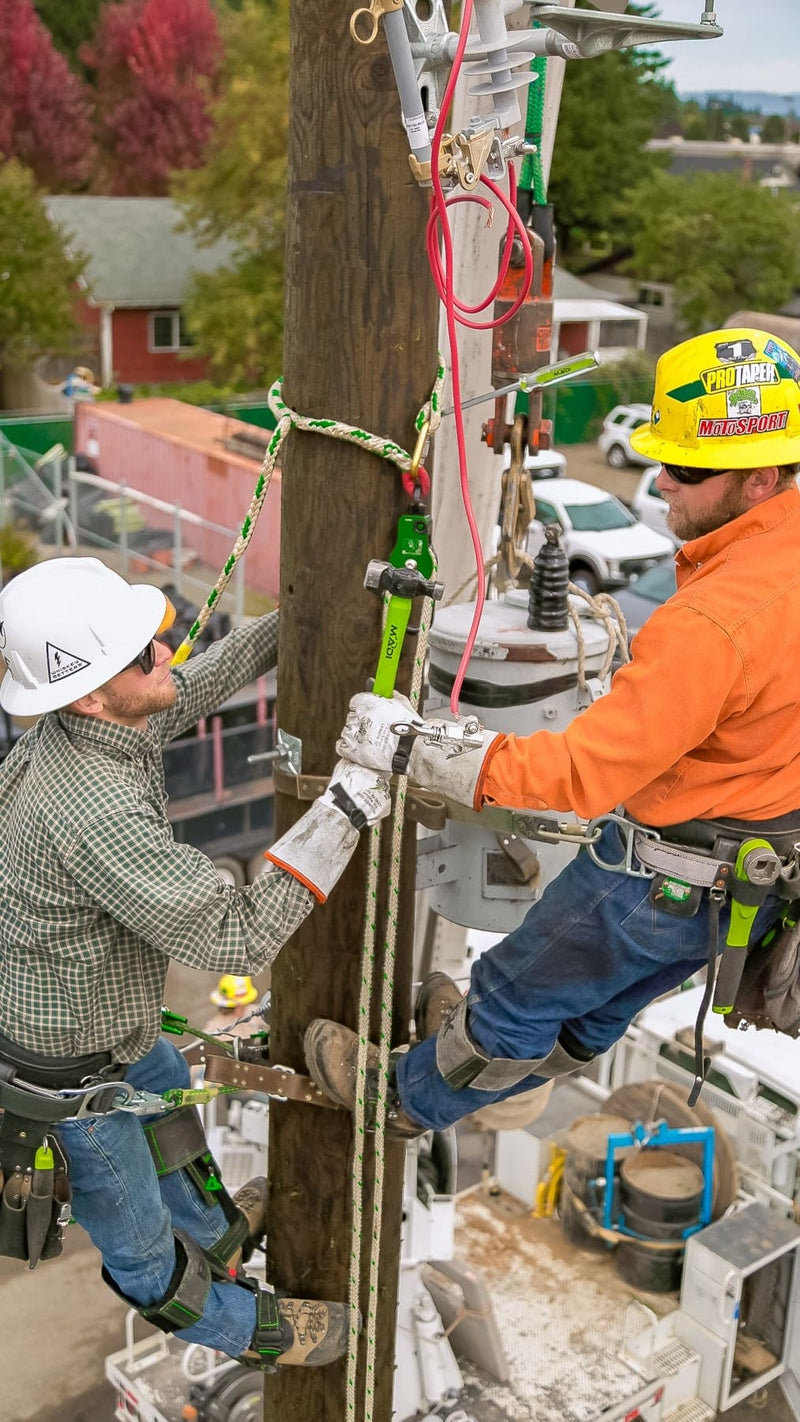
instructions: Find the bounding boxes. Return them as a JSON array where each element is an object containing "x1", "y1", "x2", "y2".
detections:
[
  {"x1": 57, "y1": 1038, "x2": 256, "y2": 1358},
  {"x1": 397, "y1": 823, "x2": 783, "y2": 1130}
]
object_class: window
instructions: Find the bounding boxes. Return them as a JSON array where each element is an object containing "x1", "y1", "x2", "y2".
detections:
[
  {"x1": 564, "y1": 498, "x2": 635, "y2": 532},
  {"x1": 149, "y1": 311, "x2": 195, "y2": 352},
  {"x1": 532, "y1": 500, "x2": 562, "y2": 527},
  {"x1": 638, "y1": 286, "x2": 665, "y2": 307},
  {"x1": 598, "y1": 320, "x2": 641, "y2": 350}
]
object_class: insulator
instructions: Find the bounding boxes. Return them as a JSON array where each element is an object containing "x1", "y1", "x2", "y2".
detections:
[{"x1": 528, "y1": 524, "x2": 569, "y2": 631}]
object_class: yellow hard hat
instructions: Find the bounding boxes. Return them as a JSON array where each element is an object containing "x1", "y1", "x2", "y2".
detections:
[
  {"x1": 630, "y1": 328, "x2": 800, "y2": 470},
  {"x1": 209, "y1": 975, "x2": 259, "y2": 1008}
]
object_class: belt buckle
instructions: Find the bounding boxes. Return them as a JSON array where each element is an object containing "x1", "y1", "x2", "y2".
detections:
[{"x1": 59, "y1": 1078, "x2": 134, "y2": 1119}]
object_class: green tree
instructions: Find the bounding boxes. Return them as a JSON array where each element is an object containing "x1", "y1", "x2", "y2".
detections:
[
  {"x1": 761, "y1": 114, "x2": 787, "y2": 143},
  {"x1": 548, "y1": 6, "x2": 675, "y2": 257},
  {"x1": 622, "y1": 170, "x2": 800, "y2": 331},
  {"x1": 173, "y1": 0, "x2": 288, "y2": 384},
  {"x1": 0, "y1": 161, "x2": 86, "y2": 372},
  {"x1": 33, "y1": 0, "x2": 102, "y2": 71}
]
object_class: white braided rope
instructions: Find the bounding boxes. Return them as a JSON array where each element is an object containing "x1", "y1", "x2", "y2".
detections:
[
  {"x1": 347, "y1": 581, "x2": 436, "y2": 1422},
  {"x1": 172, "y1": 363, "x2": 445, "y2": 664}
]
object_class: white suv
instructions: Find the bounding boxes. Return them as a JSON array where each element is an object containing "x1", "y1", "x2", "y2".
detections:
[
  {"x1": 526, "y1": 477, "x2": 674, "y2": 595},
  {"x1": 599, "y1": 404, "x2": 658, "y2": 470}
]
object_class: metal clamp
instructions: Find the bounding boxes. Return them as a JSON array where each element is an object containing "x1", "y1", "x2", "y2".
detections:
[
  {"x1": 350, "y1": 0, "x2": 403, "y2": 45},
  {"x1": 586, "y1": 813, "x2": 658, "y2": 879}
]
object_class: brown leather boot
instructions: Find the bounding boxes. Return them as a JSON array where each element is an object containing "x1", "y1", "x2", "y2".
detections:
[
  {"x1": 240, "y1": 1285, "x2": 352, "y2": 1368},
  {"x1": 303, "y1": 1019, "x2": 424, "y2": 1138},
  {"x1": 414, "y1": 972, "x2": 463, "y2": 1042},
  {"x1": 221, "y1": 1176, "x2": 269, "y2": 1272}
]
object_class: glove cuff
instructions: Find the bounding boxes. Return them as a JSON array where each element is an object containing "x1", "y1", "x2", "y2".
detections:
[{"x1": 264, "y1": 801, "x2": 359, "y2": 903}]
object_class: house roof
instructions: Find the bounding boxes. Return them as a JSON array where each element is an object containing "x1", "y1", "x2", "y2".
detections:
[{"x1": 45, "y1": 197, "x2": 236, "y2": 308}]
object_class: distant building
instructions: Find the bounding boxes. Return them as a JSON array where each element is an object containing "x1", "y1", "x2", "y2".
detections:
[
  {"x1": 45, "y1": 197, "x2": 236, "y2": 388},
  {"x1": 553, "y1": 269, "x2": 647, "y2": 363},
  {"x1": 647, "y1": 137, "x2": 800, "y2": 193}
]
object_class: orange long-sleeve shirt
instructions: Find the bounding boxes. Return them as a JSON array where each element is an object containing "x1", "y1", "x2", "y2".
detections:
[{"x1": 477, "y1": 484, "x2": 800, "y2": 827}]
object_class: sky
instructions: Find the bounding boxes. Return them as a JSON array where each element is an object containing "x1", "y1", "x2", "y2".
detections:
[{"x1": 646, "y1": 0, "x2": 798, "y2": 95}]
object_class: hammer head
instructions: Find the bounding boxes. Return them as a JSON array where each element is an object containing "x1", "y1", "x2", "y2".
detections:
[{"x1": 364, "y1": 559, "x2": 444, "y2": 602}]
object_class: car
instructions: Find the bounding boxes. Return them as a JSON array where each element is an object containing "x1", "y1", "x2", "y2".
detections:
[
  {"x1": 631, "y1": 467, "x2": 682, "y2": 548},
  {"x1": 613, "y1": 558, "x2": 677, "y2": 639},
  {"x1": 526, "y1": 478, "x2": 674, "y2": 595},
  {"x1": 501, "y1": 445, "x2": 567, "y2": 480},
  {"x1": 598, "y1": 403, "x2": 659, "y2": 470}
]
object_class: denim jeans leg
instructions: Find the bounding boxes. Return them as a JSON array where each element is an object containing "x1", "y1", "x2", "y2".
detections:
[
  {"x1": 396, "y1": 824, "x2": 784, "y2": 1130},
  {"x1": 57, "y1": 1039, "x2": 256, "y2": 1357}
]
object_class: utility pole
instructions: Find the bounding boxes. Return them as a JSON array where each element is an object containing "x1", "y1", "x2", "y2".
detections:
[{"x1": 265, "y1": 0, "x2": 441, "y2": 1417}]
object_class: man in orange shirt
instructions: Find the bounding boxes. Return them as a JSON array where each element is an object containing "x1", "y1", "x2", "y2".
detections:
[{"x1": 305, "y1": 328, "x2": 800, "y2": 1133}]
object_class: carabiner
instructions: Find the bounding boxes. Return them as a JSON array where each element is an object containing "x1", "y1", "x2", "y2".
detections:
[{"x1": 585, "y1": 813, "x2": 658, "y2": 879}]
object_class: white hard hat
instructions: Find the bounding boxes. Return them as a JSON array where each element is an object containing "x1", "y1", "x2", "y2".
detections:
[{"x1": 0, "y1": 557, "x2": 171, "y2": 716}]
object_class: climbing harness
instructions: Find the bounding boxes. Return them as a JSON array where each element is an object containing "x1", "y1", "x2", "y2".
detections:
[{"x1": 588, "y1": 810, "x2": 800, "y2": 1104}]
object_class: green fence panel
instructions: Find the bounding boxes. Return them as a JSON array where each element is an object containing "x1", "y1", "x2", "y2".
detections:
[{"x1": 0, "y1": 416, "x2": 74, "y2": 457}]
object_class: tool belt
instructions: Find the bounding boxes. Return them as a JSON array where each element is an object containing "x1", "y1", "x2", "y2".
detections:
[
  {"x1": 591, "y1": 809, "x2": 800, "y2": 1106},
  {"x1": 0, "y1": 1033, "x2": 125, "y2": 1268},
  {"x1": 632, "y1": 812, "x2": 800, "y2": 895}
]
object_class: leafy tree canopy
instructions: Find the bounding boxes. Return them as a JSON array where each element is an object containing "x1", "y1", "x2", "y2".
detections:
[
  {"x1": 33, "y1": 0, "x2": 103, "y2": 71},
  {"x1": 0, "y1": 0, "x2": 96, "y2": 189},
  {"x1": 548, "y1": 4, "x2": 676, "y2": 257},
  {"x1": 0, "y1": 161, "x2": 86, "y2": 367},
  {"x1": 175, "y1": 0, "x2": 288, "y2": 383},
  {"x1": 82, "y1": 0, "x2": 222, "y2": 195},
  {"x1": 621, "y1": 170, "x2": 800, "y2": 330}
]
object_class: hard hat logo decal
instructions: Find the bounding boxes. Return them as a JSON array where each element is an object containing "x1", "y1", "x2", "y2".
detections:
[
  {"x1": 765, "y1": 339, "x2": 800, "y2": 384},
  {"x1": 0, "y1": 622, "x2": 6, "y2": 650},
  {"x1": 697, "y1": 411, "x2": 789, "y2": 439},
  {"x1": 46, "y1": 642, "x2": 90, "y2": 684},
  {"x1": 715, "y1": 338, "x2": 757, "y2": 363},
  {"x1": 726, "y1": 387, "x2": 761, "y2": 418},
  {"x1": 701, "y1": 363, "x2": 779, "y2": 395}
]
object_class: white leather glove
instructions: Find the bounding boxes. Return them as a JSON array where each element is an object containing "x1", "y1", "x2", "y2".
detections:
[
  {"x1": 337, "y1": 692, "x2": 503, "y2": 811},
  {"x1": 264, "y1": 760, "x2": 391, "y2": 902}
]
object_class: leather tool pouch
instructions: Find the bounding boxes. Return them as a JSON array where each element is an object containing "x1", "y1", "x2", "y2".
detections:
[
  {"x1": 0, "y1": 1109, "x2": 72, "y2": 1266},
  {"x1": 725, "y1": 914, "x2": 800, "y2": 1037}
]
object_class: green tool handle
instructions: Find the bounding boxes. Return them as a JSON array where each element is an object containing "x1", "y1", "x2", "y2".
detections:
[
  {"x1": 713, "y1": 838, "x2": 773, "y2": 1016},
  {"x1": 161, "y1": 1008, "x2": 234, "y2": 1054},
  {"x1": 372, "y1": 597, "x2": 412, "y2": 699}
]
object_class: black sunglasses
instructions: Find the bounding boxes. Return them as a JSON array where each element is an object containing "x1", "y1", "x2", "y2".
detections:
[
  {"x1": 661, "y1": 463, "x2": 731, "y2": 486},
  {"x1": 124, "y1": 639, "x2": 157, "y2": 675}
]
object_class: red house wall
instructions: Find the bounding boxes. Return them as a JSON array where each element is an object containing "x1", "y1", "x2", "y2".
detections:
[
  {"x1": 557, "y1": 321, "x2": 590, "y2": 357},
  {"x1": 112, "y1": 310, "x2": 212, "y2": 384}
]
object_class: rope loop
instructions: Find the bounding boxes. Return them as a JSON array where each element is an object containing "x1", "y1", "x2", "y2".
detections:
[{"x1": 170, "y1": 360, "x2": 445, "y2": 665}]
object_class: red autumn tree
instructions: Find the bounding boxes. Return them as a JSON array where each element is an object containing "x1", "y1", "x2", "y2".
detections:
[
  {"x1": 83, "y1": 0, "x2": 222, "y2": 195},
  {"x1": 0, "y1": 0, "x2": 95, "y2": 189}
]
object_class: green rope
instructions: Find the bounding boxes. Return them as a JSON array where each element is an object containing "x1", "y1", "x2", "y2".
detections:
[{"x1": 171, "y1": 360, "x2": 446, "y2": 665}]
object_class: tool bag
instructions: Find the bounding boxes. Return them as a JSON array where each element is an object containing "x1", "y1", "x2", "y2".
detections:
[
  {"x1": 725, "y1": 914, "x2": 800, "y2": 1037},
  {"x1": 0, "y1": 1036, "x2": 123, "y2": 1268}
]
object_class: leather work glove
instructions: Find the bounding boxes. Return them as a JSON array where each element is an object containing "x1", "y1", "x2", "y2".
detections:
[
  {"x1": 264, "y1": 760, "x2": 391, "y2": 902},
  {"x1": 337, "y1": 691, "x2": 503, "y2": 811}
]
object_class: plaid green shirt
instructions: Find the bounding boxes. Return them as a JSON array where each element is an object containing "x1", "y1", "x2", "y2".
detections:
[{"x1": 0, "y1": 613, "x2": 313, "y2": 1061}]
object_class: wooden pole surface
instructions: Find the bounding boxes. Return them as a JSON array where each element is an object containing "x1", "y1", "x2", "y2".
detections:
[{"x1": 264, "y1": 0, "x2": 440, "y2": 1416}]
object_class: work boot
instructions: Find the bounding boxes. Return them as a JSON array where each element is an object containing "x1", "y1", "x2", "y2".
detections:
[
  {"x1": 414, "y1": 972, "x2": 463, "y2": 1042},
  {"x1": 303, "y1": 1019, "x2": 424, "y2": 1139},
  {"x1": 241, "y1": 1285, "x2": 353, "y2": 1368},
  {"x1": 225, "y1": 1176, "x2": 269, "y2": 1271}
]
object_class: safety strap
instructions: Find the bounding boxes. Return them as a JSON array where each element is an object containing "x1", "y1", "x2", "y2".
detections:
[
  {"x1": 633, "y1": 833, "x2": 731, "y2": 888},
  {"x1": 435, "y1": 997, "x2": 593, "y2": 1092},
  {"x1": 144, "y1": 1105, "x2": 246, "y2": 1265},
  {"x1": 203, "y1": 1050, "x2": 339, "y2": 1108},
  {"x1": 248, "y1": 1285, "x2": 287, "y2": 1365},
  {"x1": 104, "y1": 1229, "x2": 212, "y2": 1334}
]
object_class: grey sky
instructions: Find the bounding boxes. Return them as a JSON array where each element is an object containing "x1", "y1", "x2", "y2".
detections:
[{"x1": 648, "y1": 0, "x2": 798, "y2": 94}]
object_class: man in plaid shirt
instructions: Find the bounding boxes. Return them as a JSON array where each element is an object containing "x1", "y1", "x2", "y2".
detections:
[{"x1": 0, "y1": 556, "x2": 390, "y2": 1367}]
